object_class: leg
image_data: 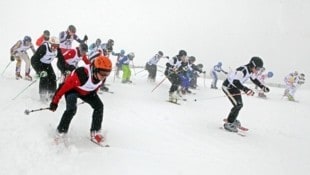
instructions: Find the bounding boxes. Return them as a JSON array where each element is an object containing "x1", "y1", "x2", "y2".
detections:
[
  {"x1": 222, "y1": 86, "x2": 243, "y2": 123},
  {"x1": 81, "y1": 93, "x2": 104, "y2": 132},
  {"x1": 57, "y1": 92, "x2": 78, "y2": 133}
]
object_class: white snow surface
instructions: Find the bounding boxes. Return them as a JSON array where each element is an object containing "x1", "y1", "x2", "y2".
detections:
[{"x1": 0, "y1": 69, "x2": 309, "y2": 175}]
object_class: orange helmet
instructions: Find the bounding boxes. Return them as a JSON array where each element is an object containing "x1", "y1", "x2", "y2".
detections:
[{"x1": 93, "y1": 55, "x2": 112, "y2": 72}]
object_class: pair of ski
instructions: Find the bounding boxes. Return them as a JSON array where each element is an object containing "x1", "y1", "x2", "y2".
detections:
[
  {"x1": 54, "y1": 136, "x2": 110, "y2": 148},
  {"x1": 166, "y1": 98, "x2": 187, "y2": 105},
  {"x1": 221, "y1": 119, "x2": 249, "y2": 137}
]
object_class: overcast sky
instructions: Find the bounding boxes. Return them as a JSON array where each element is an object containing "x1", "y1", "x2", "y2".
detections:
[{"x1": 1, "y1": 0, "x2": 309, "y2": 87}]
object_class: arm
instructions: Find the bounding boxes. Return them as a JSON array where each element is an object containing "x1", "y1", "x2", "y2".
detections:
[
  {"x1": 10, "y1": 41, "x2": 22, "y2": 55},
  {"x1": 36, "y1": 35, "x2": 44, "y2": 47},
  {"x1": 31, "y1": 44, "x2": 47, "y2": 73}
]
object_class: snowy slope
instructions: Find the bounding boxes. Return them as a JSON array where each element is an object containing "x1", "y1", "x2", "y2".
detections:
[{"x1": 0, "y1": 69, "x2": 310, "y2": 175}]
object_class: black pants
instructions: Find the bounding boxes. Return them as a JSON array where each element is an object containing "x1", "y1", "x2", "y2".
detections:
[
  {"x1": 57, "y1": 91, "x2": 104, "y2": 133},
  {"x1": 39, "y1": 64, "x2": 56, "y2": 95},
  {"x1": 145, "y1": 64, "x2": 157, "y2": 80},
  {"x1": 222, "y1": 84, "x2": 243, "y2": 123},
  {"x1": 165, "y1": 70, "x2": 180, "y2": 93}
]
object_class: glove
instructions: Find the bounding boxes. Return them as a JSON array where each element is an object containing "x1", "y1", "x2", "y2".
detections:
[
  {"x1": 83, "y1": 35, "x2": 88, "y2": 42},
  {"x1": 262, "y1": 86, "x2": 270, "y2": 93},
  {"x1": 165, "y1": 56, "x2": 169, "y2": 59},
  {"x1": 10, "y1": 55, "x2": 15, "y2": 61},
  {"x1": 40, "y1": 71, "x2": 48, "y2": 77},
  {"x1": 49, "y1": 102, "x2": 58, "y2": 112},
  {"x1": 65, "y1": 70, "x2": 71, "y2": 75},
  {"x1": 244, "y1": 87, "x2": 254, "y2": 96},
  {"x1": 202, "y1": 71, "x2": 206, "y2": 74}
]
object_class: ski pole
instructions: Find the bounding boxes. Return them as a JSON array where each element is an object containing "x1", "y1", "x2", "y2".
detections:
[
  {"x1": 12, "y1": 79, "x2": 38, "y2": 100},
  {"x1": 24, "y1": 107, "x2": 50, "y2": 115},
  {"x1": 193, "y1": 92, "x2": 244, "y2": 101},
  {"x1": 1, "y1": 61, "x2": 12, "y2": 76},
  {"x1": 135, "y1": 69, "x2": 145, "y2": 76},
  {"x1": 151, "y1": 76, "x2": 167, "y2": 92}
]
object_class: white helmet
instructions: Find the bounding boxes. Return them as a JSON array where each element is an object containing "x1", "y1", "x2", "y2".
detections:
[{"x1": 49, "y1": 36, "x2": 60, "y2": 45}]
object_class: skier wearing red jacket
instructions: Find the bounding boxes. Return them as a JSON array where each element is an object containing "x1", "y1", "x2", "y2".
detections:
[
  {"x1": 49, "y1": 55, "x2": 112, "y2": 144},
  {"x1": 57, "y1": 43, "x2": 90, "y2": 84}
]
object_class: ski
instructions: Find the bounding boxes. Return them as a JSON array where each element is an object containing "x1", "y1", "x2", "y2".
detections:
[
  {"x1": 166, "y1": 100, "x2": 181, "y2": 105},
  {"x1": 223, "y1": 118, "x2": 249, "y2": 131},
  {"x1": 219, "y1": 126, "x2": 246, "y2": 137},
  {"x1": 90, "y1": 139, "x2": 110, "y2": 147}
]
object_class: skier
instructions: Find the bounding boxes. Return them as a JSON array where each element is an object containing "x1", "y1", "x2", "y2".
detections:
[
  {"x1": 59, "y1": 25, "x2": 88, "y2": 51},
  {"x1": 100, "y1": 39, "x2": 114, "y2": 57},
  {"x1": 188, "y1": 57, "x2": 205, "y2": 89},
  {"x1": 222, "y1": 56, "x2": 270, "y2": 132},
  {"x1": 31, "y1": 36, "x2": 65, "y2": 102},
  {"x1": 210, "y1": 62, "x2": 227, "y2": 89},
  {"x1": 283, "y1": 71, "x2": 301, "y2": 101},
  {"x1": 112, "y1": 49, "x2": 125, "y2": 78},
  {"x1": 49, "y1": 55, "x2": 112, "y2": 145},
  {"x1": 10, "y1": 35, "x2": 36, "y2": 80},
  {"x1": 57, "y1": 43, "x2": 90, "y2": 85},
  {"x1": 255, "y1": 70, "x2": 273, "y2": 98},
  {"x1": 164, "y1": 50, "x2": 187, "y2": 102},
  {"x1": 119, "y1": 52, "x2": 135, "y2": 83},
  {"x1": 88, "y1": 38, "x2": 102, "y2": 57},
  {"x1": 35, "y1": 30, "x2": 50, "y2": 46},
  {"x1": 145, "y1": 51, "x2": 166, "y2": 82}
]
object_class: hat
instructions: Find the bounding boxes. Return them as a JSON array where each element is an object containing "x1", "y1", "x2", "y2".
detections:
[{"x1": 93, "y1": 55, "x2": 112, "y2": 72}]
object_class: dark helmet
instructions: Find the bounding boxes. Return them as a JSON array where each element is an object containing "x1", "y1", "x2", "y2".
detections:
[
  {"x1": 197, "y1": 63, "x2": 204, "y2": 70},
  {"x1": 158, "y1": 51, "x2": 164, "y2": 56},
  {"x1": 23, "y1": 36, "x2": 32, "y2": 42},
  {"x1": 68, "y1": 25, "x2": 76, "y2": 33},
  {"x1": 188, "y1": 56, "x2": 196, "y2": 63},
  {"x1": 43, "y1": 30, "x2": 50, "y2": 37},
  {"x1": 95, "y1": 38, "x2": 101, "y2": 45},
  {"x1": 108, "y1": 39, "x2": 114, "y2": 45},
  {"x1": 249, "y1": 56, "x2": 263, "y2": 69},
  {"x1": 79, "y1": 43, "x2": 88, "y2": 53},
  {"x1": 178, "y1": 50, "x2": 187, "y2": 57}
]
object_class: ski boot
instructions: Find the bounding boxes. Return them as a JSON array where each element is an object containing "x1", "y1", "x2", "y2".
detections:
[
  {"x1": 16, "y1": 72, "x2": 23, "y2": 80},
  {"x1": 90, "y1": 131, "x2": 104, "y2": 144},
  {"x1": 223, "y1": 122, "x2": 238, "y2": 132},
  {"x1": 24, "y1": 73, "x2": 32, "y2": 81}
]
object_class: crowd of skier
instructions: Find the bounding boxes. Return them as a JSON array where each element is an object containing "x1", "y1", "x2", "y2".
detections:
[{"x1": 6, "y1": 24, "x2": 307, "y2": 143}]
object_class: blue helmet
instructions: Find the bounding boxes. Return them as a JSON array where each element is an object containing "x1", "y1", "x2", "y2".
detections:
[
  {"x1": 267, "y1": 71, "x2": 273, "y2": 78},
  {"x1": 120, "y1": 49, "x2": 125, "y2": 55},
  {"x1": 217, "y1": 62, "x2": 222, "y2": 66},
  {"x1": 23, "y1": 36, "x2": 32, "y2": 42}
]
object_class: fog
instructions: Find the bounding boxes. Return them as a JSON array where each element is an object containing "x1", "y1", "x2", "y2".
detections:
[{"x1": 1, "y1": 0, "x2": 309, "y2": 87}]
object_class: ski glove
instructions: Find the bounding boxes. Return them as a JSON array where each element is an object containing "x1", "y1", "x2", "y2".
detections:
[
  {"x1": 10, "y1": 56, "x2": 15, "y2": 61},
  {"x1": 244, "y1": 87, "x2": 255, "y2": 96},
  {"x1": 83, "y1": 35, "x2": 88, "y2": 42},
  {"x1": 262, "y1": 86, "x2": 270, "y2": 93},
  {"x1": 49, "y1": 102, "x2": 58, "y2": 112},
  {"x1": 40, "y1": 71, "x2": 48, "y2": 78}
]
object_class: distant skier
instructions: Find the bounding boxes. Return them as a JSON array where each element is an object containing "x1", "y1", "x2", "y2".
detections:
[
  {"x1": 210, "y1": 62, "x2": 227, "y2": 89},
  {"x1": 222, "y1": 57, "x2": 270, "y2": 132},
  {"x1": 88, "y1": 38, "x2": 102, "y2": 57},
  {"x1": 165, "y1": 50, "x2": 187, "y2": 102},
  {"x1": 10, "y1": 36, "x2": 36, "y2": 80},
  {"x1": 59, "y1": 25, "x2": 88, "y2": 51},
  {"x1": 283, "y1": 71, "x2": 304, "y2": 101},
  {"x1": 112, "y1": 49, "x2": 125, "y2": 78},
  {"x1": 255, "y1": 69, "x2": 273, "y2": 98},
  {"x1": 145, "y1": 51, "x2": 166, "y2": 82},
  {"x1": 49, "y1": 55, "x2": 112, "y2": 145},
  {"x1": 119, "y1": 52, "x2": 135, "y2": 83},
  {"x1": 35, "y1": 30, "x2": 50, "y2": 47},
  {"x1": 100, "y1": 39, "x2": 114, "y2": 57},
  {"x1": 188, "y1": 57, "x2": 205, "y2": 89}
]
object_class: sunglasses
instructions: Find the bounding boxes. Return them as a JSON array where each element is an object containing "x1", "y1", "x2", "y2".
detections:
[{"x1": 97, "y1": 71, "x2": 110, "y2": 77}]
